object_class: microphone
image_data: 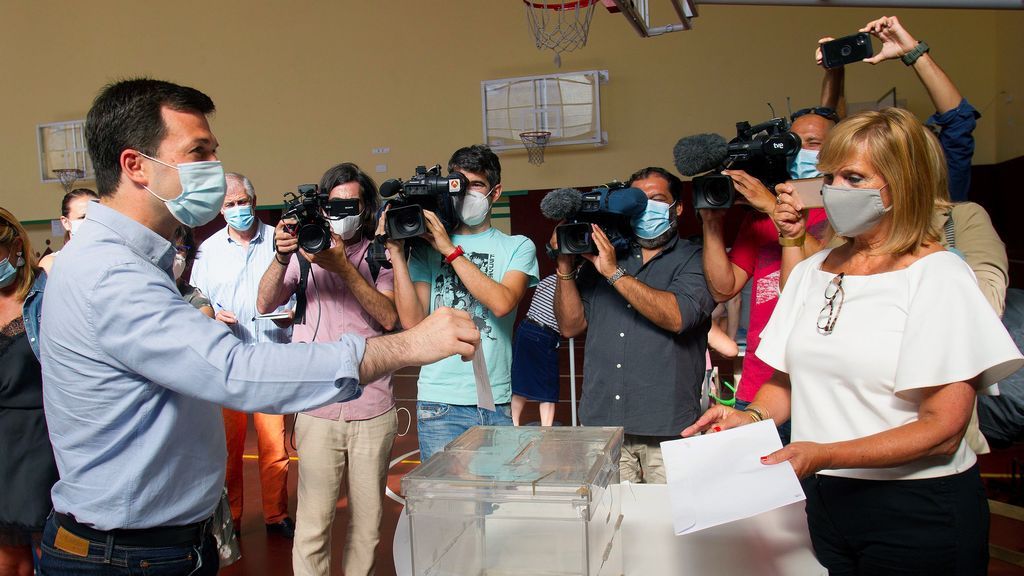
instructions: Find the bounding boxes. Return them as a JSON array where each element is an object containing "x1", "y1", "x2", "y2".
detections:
[
  {"x1": 673, "y1": 133, "x2": 728, "y2": 176},
  {"x1": 540, "y1": 187, "x2": 583, "y2": 220},
  {"x1": 379, "y1": 178, "x2": 403, "y2": 198}
]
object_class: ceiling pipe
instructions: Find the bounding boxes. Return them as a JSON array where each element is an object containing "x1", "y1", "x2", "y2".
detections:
[{"x1": 696, "y1": 0, "x2": 1022, "y2": 9}]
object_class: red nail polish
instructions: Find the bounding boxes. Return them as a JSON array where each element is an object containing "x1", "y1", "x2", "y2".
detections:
[
  {"x1": 760, "y1": 456, "x2": 769, "y2": 463},
  {"x1": 713, "y1": 426, "x2": 721, "y2": 432}
]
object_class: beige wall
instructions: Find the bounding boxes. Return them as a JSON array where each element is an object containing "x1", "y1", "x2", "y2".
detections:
[{"x1": 1, "y1": 1, "x2": 1021, "y2": 241}]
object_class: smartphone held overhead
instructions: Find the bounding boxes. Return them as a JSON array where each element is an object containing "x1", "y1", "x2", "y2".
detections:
[{"x1": 821, "y1": 33, "x2": 874, "y2": 69}]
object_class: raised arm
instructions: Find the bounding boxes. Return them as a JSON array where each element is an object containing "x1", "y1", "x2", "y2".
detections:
[
  {"x1": 862, "y1": 16, "x2": 960, "y2": 114},
  {"x1": 700, "y1": 209, "x2": 750, "y2": 303},
  {"x1": 256, "y1": 219, "x2": 297, "y2": 314}
]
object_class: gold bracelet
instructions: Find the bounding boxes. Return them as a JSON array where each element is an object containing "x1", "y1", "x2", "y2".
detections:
[
  {"x1": 556, "y1": 270, "x2": 576, "y2": 281},
  {"x1": 778, "y1": 234, "x2": 805, "y2": 247},
  {"x1": 744, "y1": 405, "x2": 769, "y2": 423}
]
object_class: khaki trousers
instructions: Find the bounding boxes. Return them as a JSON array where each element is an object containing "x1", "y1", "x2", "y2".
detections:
[
  {"x1": 292, "y1": 409, "x2": 398, "y2": 576},
  {"x1": 619, "y1": 434, "x2": 673, "y2": 484}
]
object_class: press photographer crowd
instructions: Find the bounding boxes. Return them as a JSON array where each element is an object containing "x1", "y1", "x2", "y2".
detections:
[{"x1": 3, "y1": 14, "x2": 1023, "y2": 576}]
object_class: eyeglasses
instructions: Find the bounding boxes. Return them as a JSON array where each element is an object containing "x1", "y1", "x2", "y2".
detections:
[
  {"x1": 817, "y1": 272, "x2": 845, "y2": 335},
  {"x1": 792, "y1": 107, "x2": 841, "y2": 124}
]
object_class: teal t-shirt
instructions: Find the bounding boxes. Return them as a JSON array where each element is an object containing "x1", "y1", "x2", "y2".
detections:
[{"x1": 409, "y1": 227, "x2": 539, "y2": 405}]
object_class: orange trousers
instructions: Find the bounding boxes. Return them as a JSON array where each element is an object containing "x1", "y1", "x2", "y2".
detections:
[{"x1": 222, "y1": 409, "x2": 290, "y2": 525}]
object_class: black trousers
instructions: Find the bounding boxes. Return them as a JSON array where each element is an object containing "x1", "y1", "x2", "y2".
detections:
[{"x1": 802, "y1": 464, "x2": 988, "y2": 576}]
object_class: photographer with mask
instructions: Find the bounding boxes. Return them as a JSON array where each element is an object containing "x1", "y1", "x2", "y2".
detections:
[
  {"x1": 383, "y1": 145, "x2": 539, "y2": 463},
  {"x1": 554, "y1": 167, "x2": 714, "y2": 484},
  {"x1": 258, "y1": 162, "x2": 398, "y2": 576}
]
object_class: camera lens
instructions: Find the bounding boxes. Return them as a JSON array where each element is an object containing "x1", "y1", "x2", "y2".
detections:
[
  {"x1": 841, "y1": 45, "x2": 852, "y2": 57},
  {"x1": 298, "y1": 223, "x2": 330, "y2": 253},
  {"x1": 557, "y1": 223, "x2": 595, "y2": 254}
]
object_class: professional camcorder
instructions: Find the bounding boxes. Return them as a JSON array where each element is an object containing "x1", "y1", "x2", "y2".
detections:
[
  {"x1": 378, "y1": 165, "x2": 469, "y2": 241},
  {"x1": 540, "y1": 182, "x2": 649, "y2": 255},
  {"x1": 281, "y1": 184, "x2": 360, "y2": 253},
  {"x1": 674, "y1": 117, "x2": 801, "y2": 210}
]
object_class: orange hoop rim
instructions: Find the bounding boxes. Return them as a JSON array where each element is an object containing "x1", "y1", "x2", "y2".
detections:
[
  {"x1": 522, "y1": 0, "x2": 598, "y2": 11},
  {"x1": 520, "y1": 130, "x2": 553, "y2": 141}
]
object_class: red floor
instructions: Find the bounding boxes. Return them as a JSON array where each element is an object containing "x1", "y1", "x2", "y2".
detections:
[{"x1": 220, "y1": 364, "x2": 1024, "y2": 575}]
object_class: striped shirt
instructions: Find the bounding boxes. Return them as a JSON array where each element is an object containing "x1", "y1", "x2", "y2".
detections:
[{"x1": 526, "y1": 274, "x2": 559, "y2": 332}]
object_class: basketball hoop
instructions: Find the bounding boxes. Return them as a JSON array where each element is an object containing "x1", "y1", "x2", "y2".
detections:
[
  {"x1": 53, "y1": 168, "x2": 84, "y2": 194},
  {"x1": 520, "y1": 131, "x2": 552, "y2": 165},
  {"x1": 523, "y1": 0, "x2": 598, "y2": 67}
]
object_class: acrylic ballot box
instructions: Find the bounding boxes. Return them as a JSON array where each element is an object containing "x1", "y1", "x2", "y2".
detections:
[{"x1": 402, "y1": 426, "x2": 625, "y2": 576}]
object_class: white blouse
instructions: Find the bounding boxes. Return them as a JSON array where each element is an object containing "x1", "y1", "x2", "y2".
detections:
[{"x1": 757, "y1": 249, "x2": 1023, "y2": 480}]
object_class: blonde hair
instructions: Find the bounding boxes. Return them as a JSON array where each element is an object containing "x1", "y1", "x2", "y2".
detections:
[
  {"x1": 817, "y1": 108, "x2": 945, "y2": 255},
  {"x1": 0, "y1": 207, "x2": 37, "y2": 302}
]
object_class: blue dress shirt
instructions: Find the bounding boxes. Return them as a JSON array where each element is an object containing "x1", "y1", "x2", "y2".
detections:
[{"x1": 40, "y1": 203, "x2": 365, "y2": 530}]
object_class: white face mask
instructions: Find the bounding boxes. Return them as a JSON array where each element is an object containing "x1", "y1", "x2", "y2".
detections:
[
  {"x1": 821, "y1": 184, "x2": 892, "y2": 237},
  {"x1": 459, "y1": 188, "x2": 493, "y2": 227},
  {"x1": 69, "y1": 219, "x2": 84, "y2": 238},
  {"x1": 329, "y1": 215, "x2": 362, "y2": 240},
  {"x1": 172, "y1": 253, "x2": 187, "y2": 280}
]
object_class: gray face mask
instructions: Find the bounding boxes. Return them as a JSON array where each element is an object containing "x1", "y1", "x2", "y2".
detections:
[{"x1": 821, "y1": 183, "x2": 891, "y2": 237}]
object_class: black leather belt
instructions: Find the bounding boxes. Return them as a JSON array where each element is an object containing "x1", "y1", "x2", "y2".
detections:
[
  {"x1": 523, "y1": 316, "x2": 558, "y2": 335},
  {"x1": 55, "y1": 512, "x2": 210, "y2": 548}
]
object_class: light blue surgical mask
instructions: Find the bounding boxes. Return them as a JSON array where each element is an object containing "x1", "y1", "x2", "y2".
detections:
[
  {"x1": 788, "y1": 148, "x2": 821, "y2": 180},
  {"x1": 140, "y1": 153, "x2": 227, "y2": 227},
  {"x1": 0, "y1": 256, "x2": 17, "y2": 289},
  {"x1": 631, "y1": 199, "x2": 675, "y2": 239},
  {"x1": 224, "y1": 204, "x2": 254, "y2": 232}
]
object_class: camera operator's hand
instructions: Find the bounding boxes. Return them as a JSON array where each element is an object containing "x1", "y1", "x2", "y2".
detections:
[
  {"x1": 374, "y1": 206, "x2": 405, "y2": 255},
  {"x1": 300, "y1": 242, "x2": 352, "y2": 275},
  {"x1": 680, "y1": 404, "x2": 753, "y2": 437},
  {"x1": 723, "y1": 169, "x2": 776, "y2": 213},
  {"x1": 421, "y1": 210, "x2": 456, "y2": 258},
  {"x1": 581, "y1": 224, "x2": 617, "y2": 279},
  {"x1": 773, "y1": 183, "x2": 806, "y2": 241},
  {"x1": 815, "y1": 36, "x2": 836, "y2": 67},
  {"x1": 861, "y1": 16, "x2": 918, "y2": 65},
  {"x1": 274, "y1": 218, "x2": 300, "y2": 258}
]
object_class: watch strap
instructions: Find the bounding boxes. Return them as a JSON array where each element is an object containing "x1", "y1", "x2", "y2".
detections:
[{"x1": 901, "y1": 41, "x2": 930, "y2": 66}]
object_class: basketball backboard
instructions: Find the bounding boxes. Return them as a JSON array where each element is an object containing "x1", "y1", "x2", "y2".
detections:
[{"x1": 604, "y1": 0, "x2": 697, "y2": 36}]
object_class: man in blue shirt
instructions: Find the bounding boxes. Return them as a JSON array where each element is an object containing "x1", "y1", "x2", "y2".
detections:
[
  {"x1": 38, "y1": 78, "x2": 479, "y2": 576},
  {"x1": 384, "y1": 145, "x2": 539, "y2": 462},
  {"x1": 191, "y1": 173, "x2": 295, "y2": 537}
]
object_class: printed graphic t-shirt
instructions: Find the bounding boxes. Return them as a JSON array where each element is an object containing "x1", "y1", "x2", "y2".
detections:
[{"x1": 409, "y1": 227, "x2": 539, "y2": 405}]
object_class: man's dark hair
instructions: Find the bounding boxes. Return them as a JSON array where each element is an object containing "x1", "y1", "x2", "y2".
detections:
[
  {"x1": 61, "y1": 188, "x2": 99, "y2": 217},
  {"x1": 85, "y1": 78, "x2": 215, "y2": 197},
  {"x1": 319, "y1": 162, "x2": 380, "y2": 241},
  {"x1": 627, "y1": 167, "x2": 683, "y2": 202},
  {"x1": 448, "y1": 145, "x2": 501, "y2": 188}
]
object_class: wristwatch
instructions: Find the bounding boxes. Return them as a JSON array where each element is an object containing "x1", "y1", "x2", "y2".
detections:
[
  {"x1": 607, "y1": 267, "x2": 628, "y2": 286},
  {"x1": 901, "y1": 41, "x2": 929, "y2": 66}
]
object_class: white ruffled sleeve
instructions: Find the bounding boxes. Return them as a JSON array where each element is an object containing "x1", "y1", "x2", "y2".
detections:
[{"x1": 894, "y1": 252, "x2": 1023, "y2": 397}]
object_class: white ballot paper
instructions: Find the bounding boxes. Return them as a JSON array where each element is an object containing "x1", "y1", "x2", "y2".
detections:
[
  {"x1": 661, "y1": 420, "x2": 806, "y2": 535},
  {"x1": 472, "y1": 345, "x2": 495, "y2": 412}
]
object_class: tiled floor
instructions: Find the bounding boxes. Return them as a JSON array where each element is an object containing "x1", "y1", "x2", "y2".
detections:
[{"x1": 221, "y1": 364, "x2": 1024, "y2": 575}]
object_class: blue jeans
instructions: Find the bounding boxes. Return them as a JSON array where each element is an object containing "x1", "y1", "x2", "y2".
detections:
[
  {"x1": 733, "y1": 398, "x2": 791, "y2": 445},
  {"x1": 39, "y1": 514, "x2": 219, "y2": 576},
  {"x1": 416, "y1": 401, "x2": 512, "y2": 462}
]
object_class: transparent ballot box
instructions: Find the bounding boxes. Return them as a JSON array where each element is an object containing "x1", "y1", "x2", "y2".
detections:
[{"x1": 402, "y1": 426, "x2": 625, "y2": 576}]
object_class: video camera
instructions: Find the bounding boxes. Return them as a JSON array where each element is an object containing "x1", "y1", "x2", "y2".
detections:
[
  {"x1": 674, "y1": 117, "x2": 801, "y2": 210},
  {"x1": 378, "y1": 165, "x2": 468, "y2": 241},
  {"x1": 540, "y1": 182, "x2": 649, "y2": 255},
  {"x1": 281, "y1": 184, "x2": 361, "y2": 253}
]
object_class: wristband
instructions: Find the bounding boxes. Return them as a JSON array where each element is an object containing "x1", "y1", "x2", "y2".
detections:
[
  {"x1": 778, "y1": 234, "x2": 805, "y2": 247},
  {"x1": 901, "y1": 41, "x2": 929, "y2": 66},
  {"x1": 444, "y1": 245, "x2": 464, "y2": 265},
  {"x1": 556, "y1": 270, "x2": 576, "y2": 281}
]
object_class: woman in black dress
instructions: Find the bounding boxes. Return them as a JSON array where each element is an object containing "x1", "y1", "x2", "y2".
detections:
[{"x1": 0, "y1": 207, "x2": 57, "y2": 576}]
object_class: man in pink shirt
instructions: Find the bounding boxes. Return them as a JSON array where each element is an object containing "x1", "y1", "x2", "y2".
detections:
[
  {"x1": 700, "y1": 110, "x2": 834, "y2": 443},
  {"x1": 257, "y1": 163, "x2": 398, "y2": 576}
]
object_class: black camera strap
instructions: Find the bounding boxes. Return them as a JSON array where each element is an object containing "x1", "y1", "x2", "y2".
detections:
[{"x1": 294, "y1": 256, "x2": 311, "y2": 325}]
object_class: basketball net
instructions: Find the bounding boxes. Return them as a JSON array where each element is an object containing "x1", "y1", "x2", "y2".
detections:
[
  {"x1": 520, "y1": 131, "x2": 552, "y2": 165},
  {"x1": 53, "y1": 168, "x2": 84, "y2": 194},
  {"x1": 524, "y1": 0, "x2": 598, "y2": 67}
]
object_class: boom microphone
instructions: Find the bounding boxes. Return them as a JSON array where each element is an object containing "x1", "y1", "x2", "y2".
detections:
[
  {"x1": 673, "y1": 133, "x2": 729, "y2": 176},
  {"x1": 540, "y1": 187, "x2": 583, "y2": 220},
  {"x1": 379, "y1": 178, "x2": 403, "y2": 198}
]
